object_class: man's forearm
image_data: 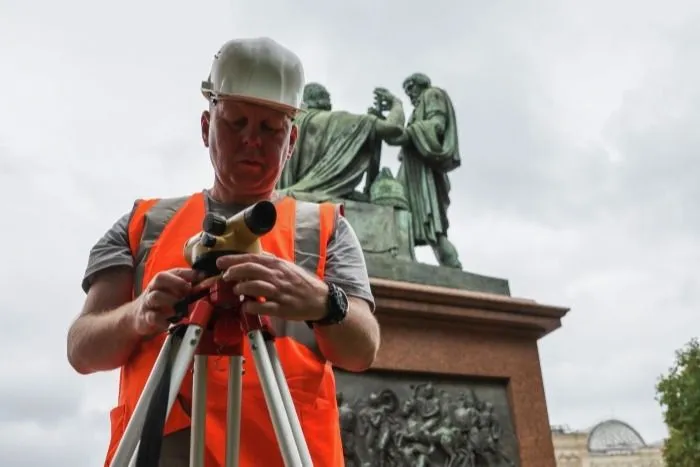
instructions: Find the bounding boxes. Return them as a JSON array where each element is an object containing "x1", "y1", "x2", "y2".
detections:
[
  {"x1": 315, "y1": 297, "x2": 380, "y2": 372},
  {"x1": 67, "y1": 301, "x2": 142, "y2": 374}
]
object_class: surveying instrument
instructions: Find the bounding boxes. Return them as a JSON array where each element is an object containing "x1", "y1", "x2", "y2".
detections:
[{"x1": 109, "y1": 200, "x2": 314, "y2": 467}]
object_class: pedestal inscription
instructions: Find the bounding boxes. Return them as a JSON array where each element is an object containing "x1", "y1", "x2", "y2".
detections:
[{"x1": 334, "y1": 370, "x2": 519, "y2": 467}]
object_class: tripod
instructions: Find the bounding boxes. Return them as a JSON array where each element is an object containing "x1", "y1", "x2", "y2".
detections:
[{"x1": 109, "y1": 276, "x2": 314, "y2": 467}]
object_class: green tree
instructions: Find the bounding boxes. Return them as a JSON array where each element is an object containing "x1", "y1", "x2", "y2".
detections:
[{"x1": 656, "y1": 337, "x2": 700, "y2": 467}]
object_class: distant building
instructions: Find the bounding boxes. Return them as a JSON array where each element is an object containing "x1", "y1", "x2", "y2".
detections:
[{"x1": 552, "y1": 419, "x2": 664, "y2": 466}]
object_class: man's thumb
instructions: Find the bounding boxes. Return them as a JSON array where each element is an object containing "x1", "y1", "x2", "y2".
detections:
[{"x1": 171, "y1": 267, "x2": 197, "y2": 280}]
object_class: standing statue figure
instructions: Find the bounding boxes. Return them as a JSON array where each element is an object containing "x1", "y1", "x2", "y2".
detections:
[
  {"x1": 386, "y1": 73, "x2": 463, "y2": 269},
  {"x1": 277, "y1": 83, "x2": 405, "y2": 199}
]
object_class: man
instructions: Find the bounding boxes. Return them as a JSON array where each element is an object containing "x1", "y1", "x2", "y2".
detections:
[
  {"x1": 277, "y1": 82, "x2": 405, "y2": 199},
  {"x1": 385, "y1": 73, "x2": 462, "y2": 269},
  {"x1": 66, "y1": 37, "x2": 380, "y2": 467}
]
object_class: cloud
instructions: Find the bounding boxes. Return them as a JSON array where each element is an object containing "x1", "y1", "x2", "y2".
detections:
[{"x1": 1, "y1": 0, "x2": 699, "y2": 465}]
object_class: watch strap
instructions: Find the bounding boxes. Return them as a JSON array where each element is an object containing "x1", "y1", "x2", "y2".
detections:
[{"x1": 306, "y1": 282, "x2": 348, "y2": 328}]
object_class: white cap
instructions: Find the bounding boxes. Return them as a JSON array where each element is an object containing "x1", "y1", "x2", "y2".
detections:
[{"x1": 201, "y1": 37, "x2": 305, "y2": 114}]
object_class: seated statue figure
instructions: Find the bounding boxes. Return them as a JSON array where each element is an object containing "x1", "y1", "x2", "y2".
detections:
[{"x1": 277, "y1": 83, "x2": 405, "y2": 199}]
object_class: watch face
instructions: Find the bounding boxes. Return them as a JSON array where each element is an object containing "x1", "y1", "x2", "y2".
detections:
[
  {"x1": 329, "y1": 283, "x2": 349, "y2": 322},
  {"x1": 335, "y1": 286, "x2": 348, "y2": 311}
]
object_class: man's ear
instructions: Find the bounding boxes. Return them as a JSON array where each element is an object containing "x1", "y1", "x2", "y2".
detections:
[
  {"x1": 286, "y1": 124, "x2": 298, "y2": 160},
  {"x1": 201, "y1": 110, "x2": 211, "y2": 147}
]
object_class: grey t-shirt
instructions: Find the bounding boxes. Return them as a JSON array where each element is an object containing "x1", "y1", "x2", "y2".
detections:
[{"x1": 82, "y1": 193, "x2": 375, "y2": 309}]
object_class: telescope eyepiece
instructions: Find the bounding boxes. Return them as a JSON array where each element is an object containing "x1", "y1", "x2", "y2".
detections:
[{"x1": 244, "y1": 201, "x2": 277, "y2": 235}]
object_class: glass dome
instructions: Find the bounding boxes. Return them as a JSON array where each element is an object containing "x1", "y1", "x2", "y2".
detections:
[{"x1": 587, "y1": 419, "x2": 646, "y2": 453}]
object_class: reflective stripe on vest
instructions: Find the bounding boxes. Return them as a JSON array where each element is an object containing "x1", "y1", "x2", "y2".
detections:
[{"x1": 103, "y1": 192, "x2": 344, "y2": 467}]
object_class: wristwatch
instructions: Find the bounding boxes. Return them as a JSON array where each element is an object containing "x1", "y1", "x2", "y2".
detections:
[{"x1": 306, "y1": 282, "x2": 349, "y2": 328}]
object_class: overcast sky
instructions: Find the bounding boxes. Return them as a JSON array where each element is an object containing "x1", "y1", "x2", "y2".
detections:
[{"x1": 1, "y1": 0, "x2": 698, "y2": 465}]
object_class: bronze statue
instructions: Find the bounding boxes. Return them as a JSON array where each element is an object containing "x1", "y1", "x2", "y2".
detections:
[
  {"x1": 385, "y1": 73, "x2": 463, "y2": 269},
  {"x1": 277, "y1": 83, "x2": 405, "y2": 199}
]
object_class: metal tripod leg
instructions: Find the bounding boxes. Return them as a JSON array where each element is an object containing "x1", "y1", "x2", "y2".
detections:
[
  {"x1": 265, "y1": 341, "x2": 313, "y2": 467},
  {"x1": 190, "y1": 355, "x2": 207, "y2": 467},
  {"x1": 109, "y1": 324, "x2": 206, "y2": 467},
  {"x1": 247, "y1": 330, "x2": 304, "y2": 467},
  {"x1": 225, "y1": 356, "x2": 243, "y2": 467},
  {"x1": 110, "y1": 334, "x2": 178, "y2": 467},
  {"x1": 128, "y1": 324, "x2": 205, "y2": 467},
  {"x1": 192, "y1": 355, "x2": 247, "y2": 467}
]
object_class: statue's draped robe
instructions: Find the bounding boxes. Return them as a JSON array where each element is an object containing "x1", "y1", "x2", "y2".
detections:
[
  {"x1": 278, "y1": 109, "x2": 379, "y2": 197},
  {"x1": 397, "y1": 87, "x2": 461, "y2": 246}
]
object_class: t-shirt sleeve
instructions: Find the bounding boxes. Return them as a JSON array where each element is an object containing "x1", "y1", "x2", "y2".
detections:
[
  {"x1": 324, "y1": 215, "x2": 375, "y2": 311},
  {"x1": 81, "y1": 211, "x2": 134, "y2": 293}
]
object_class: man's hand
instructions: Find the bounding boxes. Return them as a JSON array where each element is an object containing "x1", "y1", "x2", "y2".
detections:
[
  {"x1": 217, "y1": 253, "x2": 328, "y2": 321},
  {"x1": 131, "y1": 268, "x2": 197, "y2": 336}
]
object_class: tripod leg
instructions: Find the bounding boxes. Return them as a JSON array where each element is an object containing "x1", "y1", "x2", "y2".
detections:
[
  {"x1": 110, "y1": 333, "x2": 179, "y2": 467},
  {"x1": 124, "y1": 324, "x2": 206, "y2": 467},
  {"x1": 225, "y1": 356, "x2": 243, "y2": 467},
  {"x1": 247, "y1": 330, "x2": 303, "y2": 467},
  {"x1": 264, "y1": 341, "x2": 313, "y2": 467},
  {"x1": 190, "y1": 355, "x2": 207, "y2": 467}
]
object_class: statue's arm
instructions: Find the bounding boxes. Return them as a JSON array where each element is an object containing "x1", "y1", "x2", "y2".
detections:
[{"x1": 374, "y1": 98, "x2": 406, "y2": 140}]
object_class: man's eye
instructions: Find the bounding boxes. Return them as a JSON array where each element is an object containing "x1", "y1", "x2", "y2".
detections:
[
  {"x1": 261, "y1": 122, "x2": 282, "y2": 132},
  {"x1": 231, "y1": 117, "x2": 248, "y2": 128}
]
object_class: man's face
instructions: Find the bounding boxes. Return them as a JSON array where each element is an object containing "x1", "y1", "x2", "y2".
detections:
[
  {"x1": 403, "y1": 80, "x2": 423, "y2": 105},
  {"x1": 201, "y1": 100, "x2": 297, "y2": 201}
]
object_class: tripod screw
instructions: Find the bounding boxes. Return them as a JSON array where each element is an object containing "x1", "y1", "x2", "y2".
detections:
[
  {"x1": 201, "y1": 233, "x2": 217, "y2": 247},
  {"x1": 203, "y1": 213, "x2": 227, "y2": 236}
]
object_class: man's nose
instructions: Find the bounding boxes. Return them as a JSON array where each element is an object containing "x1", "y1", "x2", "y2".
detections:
[{"x1": 241, "y1": 127, "x2": 263, "y2": 148}]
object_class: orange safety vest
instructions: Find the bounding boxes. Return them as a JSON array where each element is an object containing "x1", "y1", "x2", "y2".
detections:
[{"x1": 103, "y1": 192, "x2": 344, "y2": 467}]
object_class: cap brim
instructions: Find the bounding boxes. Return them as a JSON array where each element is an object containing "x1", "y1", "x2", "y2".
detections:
[{"x1": 202, "y1": 91, "x2": 304, "y2": 117}]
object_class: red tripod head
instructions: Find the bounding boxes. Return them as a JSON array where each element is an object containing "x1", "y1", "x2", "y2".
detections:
[
  {"x1": 175, "y1": 278, "x2": 275, "y2": 356},
  {"x1": 169, "y1": 200, "x2": 279, "y2": 356}
]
